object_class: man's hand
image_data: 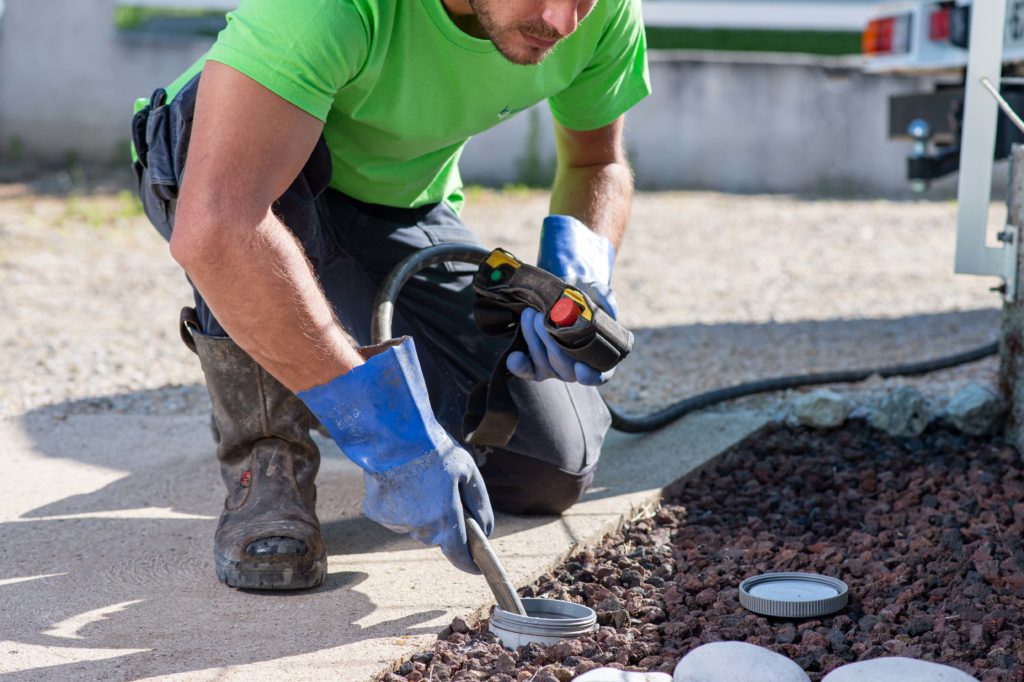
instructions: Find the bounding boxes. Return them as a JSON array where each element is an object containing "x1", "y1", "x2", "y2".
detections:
[
  {"x1": 297, "y1": 337, "x2": 494, "y2": 574},
  {"x1": 362, "y1": 443, "x2": 491, "y2": 574},
  {"x1": 506, "y1": 215, "x2": 619, "y2": 386},
  {"x1": 507, "y1": 115, "x2": 633, "y2": 386}
]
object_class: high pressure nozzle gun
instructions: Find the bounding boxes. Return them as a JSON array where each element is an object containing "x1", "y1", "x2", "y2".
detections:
[
  {"x1": 471, "y1": 248, "x2": 634, "y2": 372},
  {"x1": 464, "y1": 247, "x2": 634, "y2": 446}
]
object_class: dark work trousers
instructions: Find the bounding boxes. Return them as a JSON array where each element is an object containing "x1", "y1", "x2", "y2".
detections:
[{"x1": 131, "y1": 76, "x2": 610, "y2": 515}]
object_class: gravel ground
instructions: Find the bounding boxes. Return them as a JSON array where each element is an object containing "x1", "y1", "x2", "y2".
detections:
[
  {"x1": 0, "y1": 179, "x2": 1004, "y2": 419},
  {"x1": 381, "y1": 421, "x2": 1024, "y2": 682}
]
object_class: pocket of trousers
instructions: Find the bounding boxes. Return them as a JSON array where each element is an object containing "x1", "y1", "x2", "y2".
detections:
[
  {"x1": 136, "y1": 105, "x2": 174, "y2": 237},
  {"x1": 271, "y1": 136, "x2": 333, "y2": 272},
  {"x1": 144, "y1": 101, "x2": 177, "y2": 204},
  {"x1": 419, "y1": 215, "x2": 483, "y2": 277},
  {"x1": 136, "y1": 76, "x2": 200, "y2": 240}
]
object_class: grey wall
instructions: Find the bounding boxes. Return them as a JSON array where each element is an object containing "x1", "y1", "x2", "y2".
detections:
[
  {"x1": 643, "y1": 0, "x2": 877, "y2": 31},
  {"x1": 0, "y1": 0, "x2": 211, "y2": 164},
  {"x1": 0, "y1": 0, "x2": 941, "y2": 195},
  {"x1": 463, "y1": 51, "x2": 940, "y2": 195}
]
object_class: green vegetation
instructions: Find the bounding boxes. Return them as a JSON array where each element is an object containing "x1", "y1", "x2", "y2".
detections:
[
  {"x1": 646, "y1": 27, "x2": 862, "y2": 56},
  {"x1": 116, "y1": 8, "x2": 862, "y2": 53},
  {"x1": 59, "y1": 191, "x2": 144, "y2": 229},
  {"x1": 115, "y1": 6, "x2": 226, "y2": 36},
  {"x1": 115, "y1": 9, "x2": 860, "y2": 54},
  {"x1": 118, "y1": 190, "x2": 146, "y2": 218},
  {"x1": 499, "y1": 183, "x2": 539, "y2": 196}
]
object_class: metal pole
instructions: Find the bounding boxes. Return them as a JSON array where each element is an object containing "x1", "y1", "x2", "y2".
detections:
[
  {"x1": 1000, "y1": 145, "x2": 1024, "y2": 450},
  {"x1": 955, "y1": 0, "x2": 1008, "y2": 279}
]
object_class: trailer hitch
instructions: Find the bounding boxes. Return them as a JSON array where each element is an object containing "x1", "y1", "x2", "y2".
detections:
[{"x1": 906, "y1": 118, "x2": 961, "y2": 193}]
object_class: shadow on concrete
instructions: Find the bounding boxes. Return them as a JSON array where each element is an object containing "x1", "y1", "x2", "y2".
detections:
[
  {"x1": 1, "y1": 404, "x2": 449, "y2": 679},
  {"x1": 1, "y1": 382, "x2": 563, "y2": 679},
  {"x1": 1, "y1": 308, "x2": 999, "y2": 679}
]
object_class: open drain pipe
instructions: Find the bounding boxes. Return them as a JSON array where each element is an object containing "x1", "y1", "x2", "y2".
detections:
[
  {"x1": 465, "y1": 516, "x2": 599, "y2": 647},
  {"x1": 371, "y1": 243, "x2": 999, "y2": 435}
]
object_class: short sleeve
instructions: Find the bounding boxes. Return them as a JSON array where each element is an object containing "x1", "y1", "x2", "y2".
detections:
[
  {"x1": 205, "y1": 0, "x2": 370, "y2": 122},
  {"x1": 548, "y1": 0, "x2": 651, "y2": 131}
]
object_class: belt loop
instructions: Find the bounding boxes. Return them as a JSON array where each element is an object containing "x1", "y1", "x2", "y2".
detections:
[{"x1": 150, "y1": 88, "x2": 168, "y2": 109}]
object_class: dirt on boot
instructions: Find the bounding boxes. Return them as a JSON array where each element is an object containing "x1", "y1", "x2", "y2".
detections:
[{"x1": 186, "y1": 310, "x2": 326, "y2": 590}]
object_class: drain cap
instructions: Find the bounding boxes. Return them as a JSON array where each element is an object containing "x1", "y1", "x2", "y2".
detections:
[{"x1": 739, "y1": 572, "x2": 848, "y2": 618}]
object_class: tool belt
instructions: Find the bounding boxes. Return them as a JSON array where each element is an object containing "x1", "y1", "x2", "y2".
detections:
[{"x1": 463, "y1": 248, "x2": 634, "y2": 447}]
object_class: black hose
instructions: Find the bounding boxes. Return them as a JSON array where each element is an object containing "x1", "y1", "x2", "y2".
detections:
[
  {"x1": 374, "y1": 244, "x2": 1001, "y2": 434},
  {"x1": 371, "y1": 243, "x2": 491, "y2": 343},
  {"x1": 607, "y1": 341, "x2": 999, "y2": 433}
]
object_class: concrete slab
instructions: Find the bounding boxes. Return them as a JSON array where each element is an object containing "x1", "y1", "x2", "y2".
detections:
[{"x1": 0, "y1": 408, "x2": 767, "y2": 681}]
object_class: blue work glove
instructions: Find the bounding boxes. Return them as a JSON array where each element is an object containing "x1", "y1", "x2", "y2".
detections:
[
  {"x1": 506, "y1": 214, "x2": 619, "y2": 386},
  {"x1": 297, "y1": 337, "x2": 494, "y2": 574}
]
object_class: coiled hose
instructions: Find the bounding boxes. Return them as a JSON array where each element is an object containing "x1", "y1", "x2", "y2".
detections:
[{"x1": 371, "y1": 243, "x2": 1000, "y2": 434}]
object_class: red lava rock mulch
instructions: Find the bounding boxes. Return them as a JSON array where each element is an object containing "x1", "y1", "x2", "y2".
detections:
[{"x1": 382, "y1": 421, "x2": 1024, "y2": 682}]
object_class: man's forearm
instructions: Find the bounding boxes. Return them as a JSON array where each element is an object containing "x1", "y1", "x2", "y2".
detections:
[
  {"x1": 549, "y1": 161, "x2": 634, "y2": 250},
  {"x1": 171, "y1": 209, "x2": 364, "y2": 393}
]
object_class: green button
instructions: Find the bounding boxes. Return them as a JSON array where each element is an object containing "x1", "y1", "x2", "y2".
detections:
[{"x1": 490, "y1": 269, "x2": 503, "y2": 282}]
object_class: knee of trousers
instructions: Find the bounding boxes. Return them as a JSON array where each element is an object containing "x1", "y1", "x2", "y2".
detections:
[
  {"x1": 476, "y1": 380, "x2": 610, "y2": 515},
  {"x1": 480, "y1": 451, "x2": 598, "y2": 515}
]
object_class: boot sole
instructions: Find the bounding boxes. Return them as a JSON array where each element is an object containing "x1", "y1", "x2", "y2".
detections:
[{"x1": 215, "y1": 550, "x2": 327, "y2": 590}]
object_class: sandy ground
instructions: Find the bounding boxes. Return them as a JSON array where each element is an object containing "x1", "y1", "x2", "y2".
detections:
[{"x1": 0, "y1": 183, "x2": 1004, "y2": 420}]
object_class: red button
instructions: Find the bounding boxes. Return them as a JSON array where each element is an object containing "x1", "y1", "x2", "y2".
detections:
[{"x1": 550, "y1": 298, "x2": 582, "y2": 327}]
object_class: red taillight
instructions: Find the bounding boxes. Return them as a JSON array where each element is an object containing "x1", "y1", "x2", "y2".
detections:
[
  {"x1": 929, "y1": 6, "x2": 951, "y2": 41},
  {"x1": 863, "y1": 14, "x2": 913, "y2": 55},
  {"x1": 862, "y1": 18, "x2": 891, "y2": 54}
]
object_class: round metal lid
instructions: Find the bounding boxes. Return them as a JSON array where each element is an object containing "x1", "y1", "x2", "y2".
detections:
[{"x1": 739, "y1": 572, "x2": 849, "y2": 618}]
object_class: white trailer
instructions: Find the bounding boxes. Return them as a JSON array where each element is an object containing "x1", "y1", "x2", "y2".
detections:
[
  {"x1": 863, "y1": 0, "x2": 1024, "y2": 193},
  {"x1": 863, "y1": 0, "x2": 1024, "y2": 74},
  {"x1": 864, "y1": 1, "x2": 1024, "y2": 298}
]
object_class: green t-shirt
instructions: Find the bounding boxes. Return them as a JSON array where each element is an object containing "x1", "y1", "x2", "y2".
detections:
[{"x1": 159, "y1": 0, "x2": 650, "y2": 211}]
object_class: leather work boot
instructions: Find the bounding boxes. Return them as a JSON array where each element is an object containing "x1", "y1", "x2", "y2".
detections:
[{"x1": 180, "y1": 307, "x2": 326, "y2": 589}]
